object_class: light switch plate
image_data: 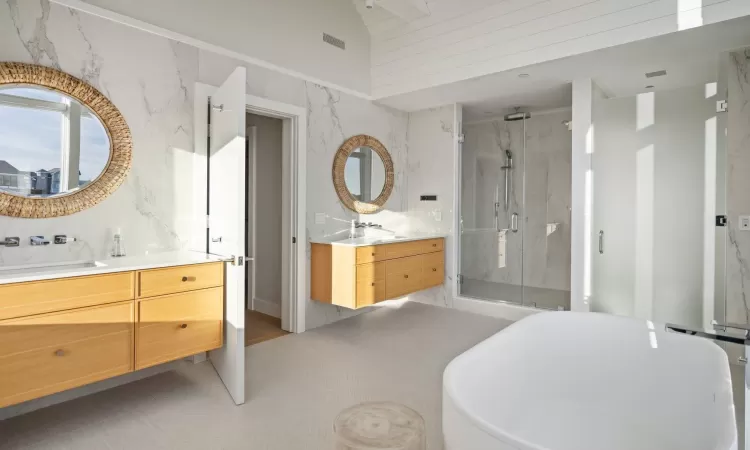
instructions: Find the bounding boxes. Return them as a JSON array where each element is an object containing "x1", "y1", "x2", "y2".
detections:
[
  {"x1": 740, "y1": 215, "x2": 750, "y2": 230},
  {"x1": 315, "y1": 213, "x2": 326, "y2": 225},
  {"x1": 434, "y1": 210, "x2": 442, "y2": 222}
]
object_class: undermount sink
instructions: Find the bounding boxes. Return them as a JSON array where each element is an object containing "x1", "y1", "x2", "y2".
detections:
[{"x1": 0, "y1": 260, "x2": 107, "y2": 276}]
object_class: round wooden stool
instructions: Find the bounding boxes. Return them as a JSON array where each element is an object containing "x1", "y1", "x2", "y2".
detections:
[{"x1": 334, "y1": 402, "x2": 426, "y2": 450}]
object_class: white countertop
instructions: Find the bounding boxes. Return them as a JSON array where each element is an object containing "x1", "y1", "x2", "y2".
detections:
[
  {"x1": 0, "y1": 251, "x2": 226, "y2": 285},
  {"x1": 309, "y1": 233, "x2": 447, "y2": 247}
]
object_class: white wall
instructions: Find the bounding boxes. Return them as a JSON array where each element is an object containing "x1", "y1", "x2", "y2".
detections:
[
  {"x1": 591, "y1": 84, "x2": 716, "y2": 327},
  {"x1": 72, "y1": 0, "x2": 371, "y2": 94},
  {"x1": 247, "y1": 113, "x2": 283, "y2": 315},
  {"x1": 368, "y1": 0, "x2": 750, "y2": 98}
]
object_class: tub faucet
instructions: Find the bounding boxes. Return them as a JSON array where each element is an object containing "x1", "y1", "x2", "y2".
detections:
[{"x1": 0, "y1": 237, "x2": 19, "y2": 247}]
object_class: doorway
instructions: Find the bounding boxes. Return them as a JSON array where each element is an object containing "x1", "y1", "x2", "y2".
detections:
[
  {"x1": 195, "y1": 71, "x2": 308, "y2": 405},
  {"x1": 245, "y1": 113, "x2": 289, "y2": 347}
]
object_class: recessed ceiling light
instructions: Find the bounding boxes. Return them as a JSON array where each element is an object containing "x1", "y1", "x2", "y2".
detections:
[{"x1": 518, "y1": 73, "x2": 530, "y2": 78}]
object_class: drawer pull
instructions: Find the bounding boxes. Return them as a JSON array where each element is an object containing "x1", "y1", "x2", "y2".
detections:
[
  {"x1": 432, "y1": 244, "x2": 437, "y2": 247},
  {"x1": 371, "y1": 253, "x2": 375, "y2": 256},
  {"x1": 404, "y1": 275, "x2": 409, "y2": 279},
  {"x1": 432, "y1": 268, "x2": 437, "y2": 272},
  {"x1": 371, "y1": 283, "x2": 375, "y2": 286},
  {"x1": 179, "y1": 323, "x2": 188, "y2": 329},
  {"x1": 54, "y1": 349, "x2": 66, "y2": 357},
  {"x1": 181, "y1": 276, "x2": 196, "y2": 282}
]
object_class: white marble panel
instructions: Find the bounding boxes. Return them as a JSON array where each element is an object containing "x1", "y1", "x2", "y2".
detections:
[
  {"x1": 726, "y1": 49, "x2": 750, "y2": 325},
  {"x1": 0, "y1": 0, "x2": 198, "y2": 267}
]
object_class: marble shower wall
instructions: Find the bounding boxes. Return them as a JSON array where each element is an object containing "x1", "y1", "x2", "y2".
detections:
[
  {"x1": 726, "y1": 49, "x2": 750, "y2": 325},
  {"x1": 461, "y1": 111, "x2": 572, "y2": 294},
  {"x1": 0, "y1": 0, "x2": 198, "y2": 266},
  {"x1": 0, "y1": 1, "x2": 456, "y2": 330}
]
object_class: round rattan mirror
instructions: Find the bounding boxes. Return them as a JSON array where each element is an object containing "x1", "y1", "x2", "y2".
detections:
[
  {"x1": 0, "y1": 62, "x2": 132, "y2": 218},
  {"x1": 333, "y1": 135, "x2": 393, "y2": 214}
]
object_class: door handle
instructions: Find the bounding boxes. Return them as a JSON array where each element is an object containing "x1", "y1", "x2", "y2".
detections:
[
  {"x1": 211, "y1": 237, "x2": 222, "y2": 243},
  {"x1": 511, "y1": 213, "x2": 519, "y2": 233},
  {"x1": 599, "y1": 230, "x2": 604, "y2": 254}
]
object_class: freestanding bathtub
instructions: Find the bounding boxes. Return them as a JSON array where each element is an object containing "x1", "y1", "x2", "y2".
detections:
[{"x1": 443, "y1": 312, "x2": 737, "y2": 450}]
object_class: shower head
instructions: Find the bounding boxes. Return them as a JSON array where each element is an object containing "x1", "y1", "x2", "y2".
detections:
[
  {"x1": 505, "y1": 150, "x2": 512, "y2": 159},
  {"x1": 504, "y1": 111, "x2": 530, "y2": 121}
]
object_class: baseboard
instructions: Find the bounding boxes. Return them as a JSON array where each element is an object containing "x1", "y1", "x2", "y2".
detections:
[{"x1": 253, "y1": 296, "x2": 281, "y2": 318}]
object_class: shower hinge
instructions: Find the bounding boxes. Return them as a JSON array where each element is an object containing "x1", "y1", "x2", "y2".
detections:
[
  {"x1": 457, "y1": 133, "x2": 465, "y2": 144},
  {"x1": 717, "y1": 100, "x2": 728, "y2": 113},
  {"x1": 458, "y1": 274, "x2": 464, "y2": 286}
]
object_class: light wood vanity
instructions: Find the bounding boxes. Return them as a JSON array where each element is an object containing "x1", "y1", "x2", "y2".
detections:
[
  {"x1": 311, "y1": 237, "x2": 445, "y2": 309},
  {"x1": 0, "y1": 259, "x2": 224, "y2": 408}
]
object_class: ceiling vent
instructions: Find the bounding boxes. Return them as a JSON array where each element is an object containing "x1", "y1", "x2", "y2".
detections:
[
  {"x1": 645, "y1": 70, "x2": 667, "y2": 78},
  {"x1": 323, "y1": 33, "x2": 346, "y2": 50}
]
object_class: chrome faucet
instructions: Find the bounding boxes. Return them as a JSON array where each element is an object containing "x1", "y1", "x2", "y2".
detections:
[
  {"x1": 30, "y1": 236, "x2": 50, "y2": 246},
  {"x1": 349, "y1": 220, "x2": 383, "y2": 238},
  {"x1": 0, "y1": 237, "x2": 19, "y2": 247}
]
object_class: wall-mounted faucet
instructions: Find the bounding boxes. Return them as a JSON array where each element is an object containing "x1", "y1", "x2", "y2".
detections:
[
  {"x1": 54, "y1": 235, "x2": 77, "y2": 244},
  {"x1": 350, "y1": 220, "x2": 383, "y2": 238},
  {"x1": 0, "y1": 237, "x2": 19, "y2": 247},
  {"x1": 30, "y1": 236, "x2": 50, "y2": 246}
]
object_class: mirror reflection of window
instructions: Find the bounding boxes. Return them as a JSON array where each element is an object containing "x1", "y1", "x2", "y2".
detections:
[
  {"x1": 0, "y1": 86, "x2": 110, "y2": 198},
  {"x1": 344, "y1": 146, "x2": 386, "y2": 203}
]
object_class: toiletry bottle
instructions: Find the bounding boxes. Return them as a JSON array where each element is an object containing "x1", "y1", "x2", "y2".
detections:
[{"x1": 112, "y1": 228, "x2": 126, "y2": 257}]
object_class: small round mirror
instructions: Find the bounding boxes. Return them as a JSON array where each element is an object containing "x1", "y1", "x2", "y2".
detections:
[
  {"x1": 333, "y1": 135, "x2": 394, "y2": 214},
  {"x1": 0, "y1": 85, "x2": 111, "y2": 198},
  {"x1": 343, "y1": 146, "x2": 386, "y2": 203}
]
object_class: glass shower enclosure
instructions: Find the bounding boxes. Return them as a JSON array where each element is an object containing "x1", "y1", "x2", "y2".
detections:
[{"x1": 458, "y1": 108, "x2": 573, "y2": 310}]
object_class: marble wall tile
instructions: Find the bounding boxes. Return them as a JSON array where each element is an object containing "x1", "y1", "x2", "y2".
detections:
[
  {"x1": 726, "y1": 49, "x2": 750, "y2": 325},
  {"x1": 461, "y1": 111, "x2": 572, "y2": 296},
  {"x1": 0, "y1": 0, "x2": 199, "y2": 266},
  {"x1": 0, "y1": 1, "x2": 453, "y2": 330}
]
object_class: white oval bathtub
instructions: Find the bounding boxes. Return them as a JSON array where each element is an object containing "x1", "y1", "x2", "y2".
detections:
[{"x1": 443, "y1": 312, "x2": 737, "y2": 450}]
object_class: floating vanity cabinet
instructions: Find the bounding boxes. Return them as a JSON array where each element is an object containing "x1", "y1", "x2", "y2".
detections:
[
  {"x1": 0, "y1": 258, "x2": 224, "y2": 408},
  {"x1": 311, "y1": 237, "x2": 444, "y2": 309}
]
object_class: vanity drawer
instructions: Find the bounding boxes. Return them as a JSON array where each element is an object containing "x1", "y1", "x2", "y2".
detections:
[
  {"x1": 422, "y1": 251, "x2": 445, "y2": 288},
  {"x1": 0, "y1": 301, "x2": 134, "y2": 408},
  {"x1": 422, "y1": 238, "x2": 444, "y2": 254},
  {"x1": 355, "y1": 246, "x2": 388, "y2": 264},
  {"x1": 0, "y1": 272, "x2": 135, "y2": 321},
  {"x1": 136, "y1": 287, "x2": 223, "y2": 370},
  {"x1": 384, "y1": 240, "x2": 425, "y2": 260},
  {"x1": 356, "y1": 262, "x2": 386, "y2": 307},
  {"x1": 385, "y1": 255, "x2": 423, "y2": 299},
  {"x1": 137, "y1": 262, "x2": 223, "y2": 298}
]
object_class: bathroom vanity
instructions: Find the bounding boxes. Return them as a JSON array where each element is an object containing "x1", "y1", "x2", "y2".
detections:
[
  {"x1": 0, "y1": 252, "x2": 224, "y2": 408},
  {"x1": 311, "y1": 236, "x2": 445, "y2": 309}
]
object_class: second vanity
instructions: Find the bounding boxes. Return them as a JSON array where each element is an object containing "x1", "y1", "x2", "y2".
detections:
[
  {"x1": 0, "y1": 252, "x2": 224, "y2": 408},
  {"x1": 311, "y1": 236, "x2": 445, "y2": 309}
]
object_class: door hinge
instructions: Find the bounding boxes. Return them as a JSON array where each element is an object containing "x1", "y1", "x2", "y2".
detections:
[
  {"x1": 292, "y1": 236, "x2": 297, "y2": 244},
  {"x1": 717, "y1": 100, "x2": 728, "y2": 113},
  {"x1": 716, "y1": 215, "x2": 727, "y2": 227}
]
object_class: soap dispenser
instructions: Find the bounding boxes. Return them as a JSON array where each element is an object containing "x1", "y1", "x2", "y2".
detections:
[{"x1": 111, "y1": 228, "x2": 126, "y2": 257}]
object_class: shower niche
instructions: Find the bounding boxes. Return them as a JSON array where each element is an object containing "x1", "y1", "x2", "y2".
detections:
[{"x1": 458, "y1": 105, "x2": 573, "y2": 310}]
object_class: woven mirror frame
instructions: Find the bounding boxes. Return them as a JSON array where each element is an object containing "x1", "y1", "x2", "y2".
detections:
[
  {"x1": 332, "y1": 135, "x2": 394, "y2": 214},
  {"x1": 0, "y1": 62, "x2": 132, "y2": 218}
]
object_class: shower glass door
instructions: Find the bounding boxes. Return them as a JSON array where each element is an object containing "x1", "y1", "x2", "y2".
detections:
[
  {"x1": 459, "y1": 117, "x2": 526, "y2": 306},
  {"x1": 459, "y1": 110, "x2": 573, "y2": 310}
]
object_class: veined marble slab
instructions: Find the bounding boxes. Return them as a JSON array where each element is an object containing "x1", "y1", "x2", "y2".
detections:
[{"x1": 0, "y1": 251, "x2": 224, "y2": 285}]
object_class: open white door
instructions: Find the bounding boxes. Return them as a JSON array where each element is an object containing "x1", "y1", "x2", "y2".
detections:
[{"x1": 208, "y1": 67, "x2": 247, "y2": 405}]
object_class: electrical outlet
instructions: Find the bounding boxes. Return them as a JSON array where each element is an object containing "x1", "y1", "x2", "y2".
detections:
[
  {"x1": 315, "y1": 213, "x2": 326, "y2": 225},
  {"x1": 740, "y1": 215, "x2": 750, "y2": 230}
]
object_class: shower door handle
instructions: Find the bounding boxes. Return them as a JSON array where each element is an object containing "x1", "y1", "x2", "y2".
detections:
[
  {"x1": 599, "y1": 230, "x2": 604, "y2": 254},
  {"x1": 511, "y1": 213, "x2": 518, "y2": 233},
  {"x1": 494, "y1": 202, "x2": 501, "y2": 231}
]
